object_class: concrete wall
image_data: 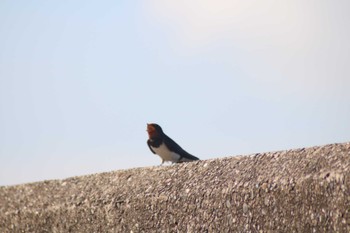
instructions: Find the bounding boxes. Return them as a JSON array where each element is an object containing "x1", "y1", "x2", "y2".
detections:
[{"x1": 1, "y1": 142, "x2": 349, "y2": 232}]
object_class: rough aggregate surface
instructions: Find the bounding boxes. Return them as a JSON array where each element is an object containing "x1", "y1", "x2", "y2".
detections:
[{"x1": 0, "y1": 142, "x2": 349, "y2": 232}]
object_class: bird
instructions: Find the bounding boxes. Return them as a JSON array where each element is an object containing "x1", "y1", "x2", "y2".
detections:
[{"x1": 146, "y1": 123, "x2": 200, "y2": 164}]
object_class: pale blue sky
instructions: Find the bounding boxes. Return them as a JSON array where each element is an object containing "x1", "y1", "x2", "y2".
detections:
[{"x1": 1, "y1": 1, "x2": 349, "y2": 185}]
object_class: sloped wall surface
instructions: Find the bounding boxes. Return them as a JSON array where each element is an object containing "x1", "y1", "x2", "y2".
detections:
[{"x1": 0, "y1": 143, "x2": 349, "y2": 232}]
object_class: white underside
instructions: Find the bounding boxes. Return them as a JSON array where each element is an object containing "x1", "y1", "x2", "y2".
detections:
[{"x1": 151, "y1": 143, "x2": 181, "y2": 163}]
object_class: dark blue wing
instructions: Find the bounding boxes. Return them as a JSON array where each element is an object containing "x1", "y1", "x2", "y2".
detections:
[{"x1": 163, "y1": 134, "x2": 199, "y2": 161}]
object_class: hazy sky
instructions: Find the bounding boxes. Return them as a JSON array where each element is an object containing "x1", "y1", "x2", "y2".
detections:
[{"x1": 1, "y1": 1, "x2": 349, "y2": 186}]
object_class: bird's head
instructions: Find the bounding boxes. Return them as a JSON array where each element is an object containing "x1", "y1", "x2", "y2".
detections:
[{"x1": 147, "y1": 123, "x2": 163, "y2": 139}]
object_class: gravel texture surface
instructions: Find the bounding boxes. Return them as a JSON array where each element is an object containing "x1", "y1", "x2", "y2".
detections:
[{"x1": 1, "y1": 142, "x2": 349, "y2": 232}]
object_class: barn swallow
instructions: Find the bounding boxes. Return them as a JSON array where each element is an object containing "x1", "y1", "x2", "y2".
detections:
[{"x1": 146, "y1": 123, "x2": 200, "y2": 164}]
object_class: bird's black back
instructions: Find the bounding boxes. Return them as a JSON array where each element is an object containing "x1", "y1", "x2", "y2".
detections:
[{"x1": 163, "y1": 134, "x2": 199, "y2": 161}]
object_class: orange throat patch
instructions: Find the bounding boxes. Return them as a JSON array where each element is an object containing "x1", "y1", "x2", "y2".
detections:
[{"x1": 147, "y1": 124, "x2": 158, "y2": 138}]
